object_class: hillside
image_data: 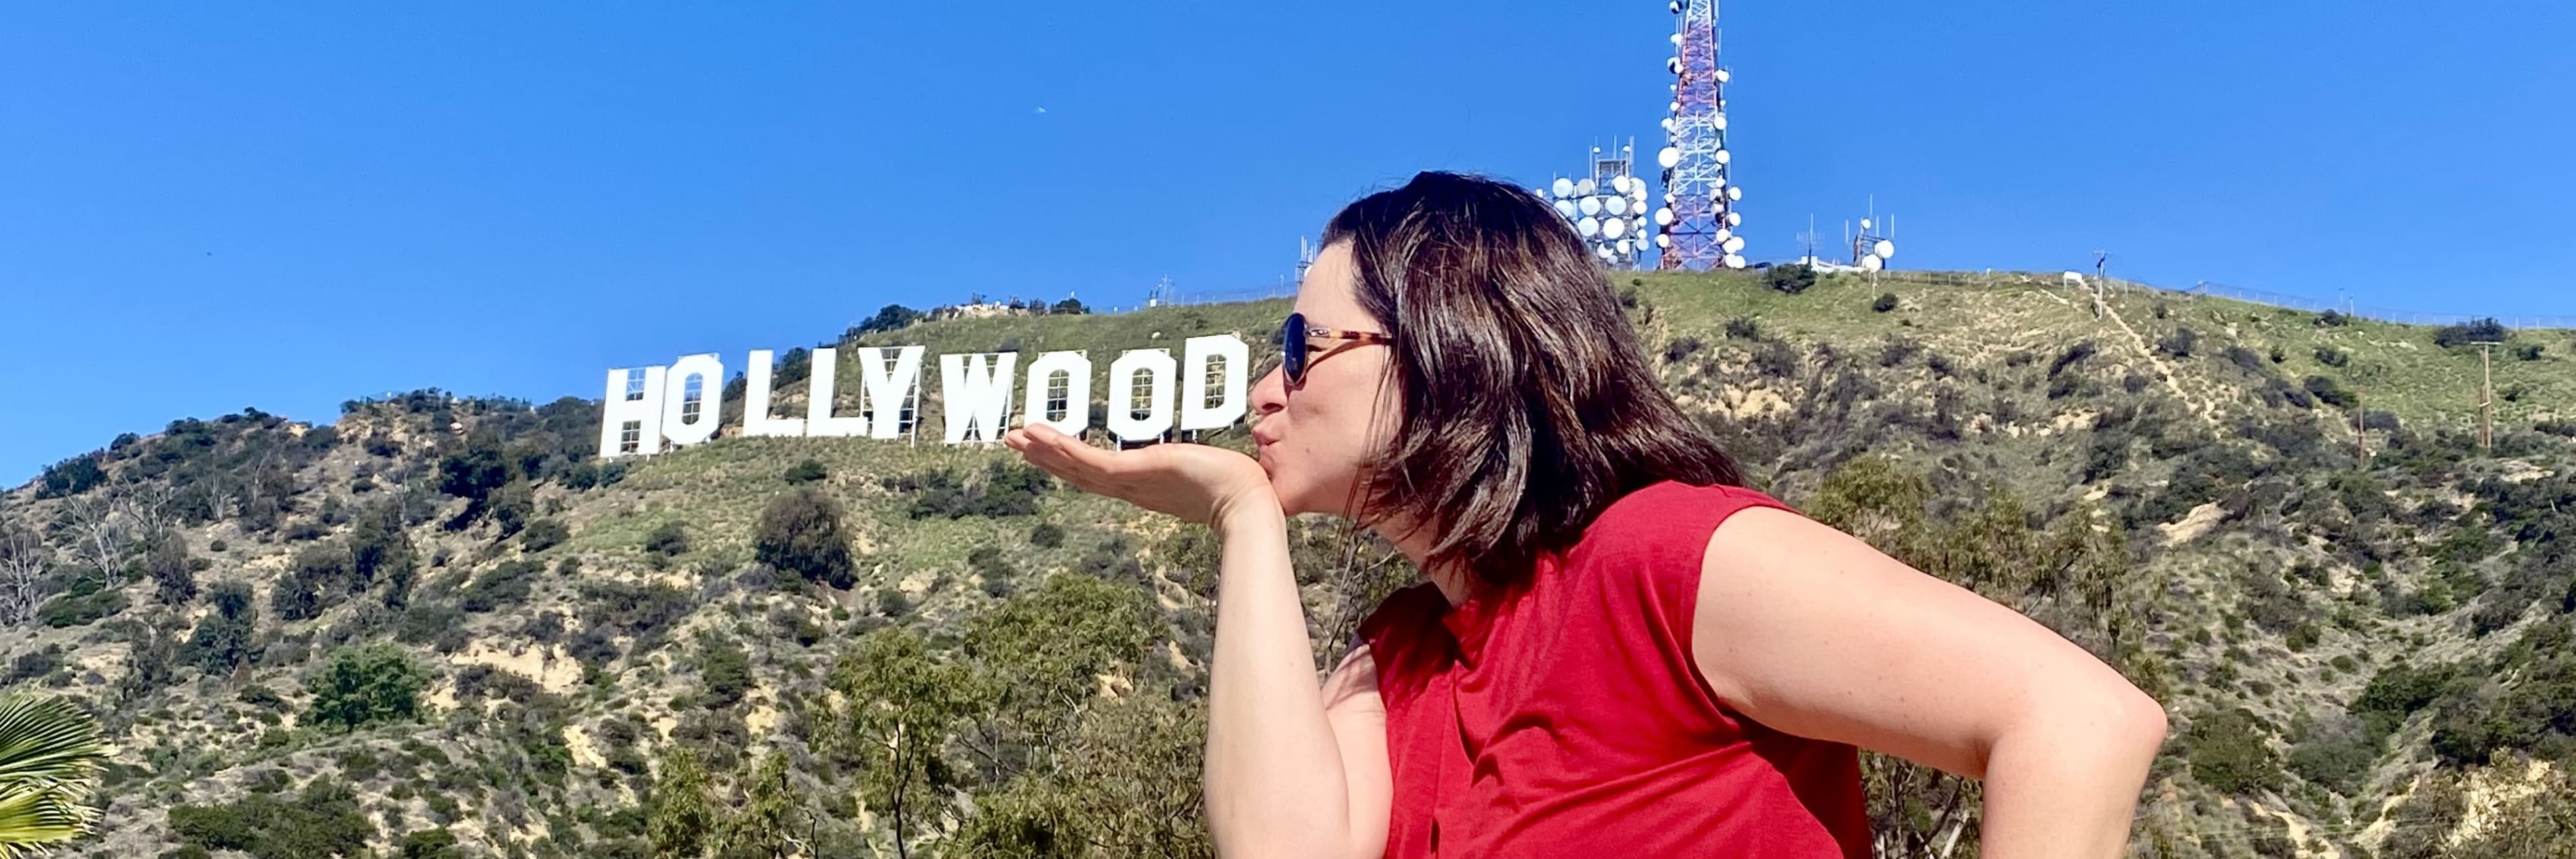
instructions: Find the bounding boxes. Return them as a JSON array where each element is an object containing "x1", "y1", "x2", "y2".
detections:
[{"x1": 5, "y1": 268, "x2": 2574, "y2": 858}]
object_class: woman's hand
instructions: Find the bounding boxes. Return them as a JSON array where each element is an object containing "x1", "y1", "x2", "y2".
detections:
[{"x1": 1003, "y1": 423, "x2": 1278, "y2": 527}]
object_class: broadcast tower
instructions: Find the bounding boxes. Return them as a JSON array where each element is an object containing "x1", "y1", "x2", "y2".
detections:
[{"x1": 1656, "y1": 0, "x2": 1746, "y2": 270}]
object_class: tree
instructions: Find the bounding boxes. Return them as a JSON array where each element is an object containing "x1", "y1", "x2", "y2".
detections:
[
  {"x1": 144, "y1": 530, "x2": 197, "y2": 605},
  {"x1": 851, "y1": 304, "x2": 925, "y2": 338},
  {"x1": 0, "y1": 694, "x2": 108, "y2": 851},
  {"x1": 59, "y1": 494, "x2": 130, "y2": 583},
  {"x1": 1763, "y1": 264, "x2": 1817, "y2": 295},
  {"x1": 817, "y1": 628, "x2": 976, "y2": 859},
  {"x1": 964, "y1": 574, "x2": 1152, "y2": 776},
  {"x1": 304, "y1": 644, "x2": 431, "y2": 731},
  {"x1": 649, "y1": 746, "x2": 717, "y2": 858},
  {"x1": 1049, "y1": 298, "x2": 1087, "y2": 315},
  {"x1": 188, "y1": 582, "x2": 258, "y2": 676},
  {"x1": 0, "y1": 525, "x2": 49, "y2": 627},
  {"x1": 754, "y1": 489, "x2": 857, "y2": 589},
  {"x1": 715, "y1": 751, "x2": 806, "y2": 859}
]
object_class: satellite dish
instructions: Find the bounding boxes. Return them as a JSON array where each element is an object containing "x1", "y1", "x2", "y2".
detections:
[
  {"x1": 1654, "y1": 207, "x2": 1676, "y2": 226},
  {"x1": 1861, "y1": 255, "x2": 1884, "y2": 272},
  {"x1": 1575, "y1": 177, "x2": 1597, "y2": 196},
  {"x1": 1654, "y1": 234, "x2": 1673, "y2": 248},
  {"x1": 1717, "y1": 69, "x2": 1732, "y2": 83},
  {"x1": 1713, "y1": 115, "x2": 1727, "y2": 131},
  {"x1": 1576, "y1": 216, "x2": 1601, "y2": 238},
  {"x1": 1552, "y1": 199, "x2": 1579, "y2": 218},
  {"x1": 1668, "y1": 58, "x2": 1683, "y2": 74},
  {"x1": 1723, "y1": 254, "x2": 1747, "y2": 268},
  {"x1": 1722, "y1": 236, "x2": 1746, "y2": 253},
  {"x1": 1551, "y1": 177, "x2": 1574, "y2": 198},
  {"x1": 1660, "y1": 117, "x2": 1678, "y2": 134},
  {"x1": 1664, "y1": 192, "x2": 1678, "y2": 203},
  {"x1": 1859, "y1": 218, "x2": 1873, "y2": 231},
  {"x1": 1874, "y1": 240, "x2": 1896, "y2": 259},
  {"x1": 1725, "y1": 186, "x2": 1742, "y2": 201},
  {"x1": 1709, "y1": 173, "x2": 1725, "y2": 189},
  {"x1": 1725, "y1": 211, "x2": 1743, "y2": 227},
  {"x1": 1669, "y1": 0, "x2": 1682, "y2": 12},
  {"x1": 1657, "y1": 146, "x2": 1682, "y2": 168},
  {"x1": 1578, "y1": 196, "x2": 1603, "y2": 216},
  {"x1": 1669, "y1": 33, "x2": 1683, "y2": 46},
  {"x1": 1611, "y1": 175, "x2": 1631, "y2": 194},
  {"x1": 1604, "y1": 217, "x2": 1628, "y2": 238},
  {"x1": 1714, "y1": 228, "x2": 1731, "y2": 242},
  {"x1": 1669, "y1": 101, "x2": 1682, "y2": 114},
  {"x1": 1713, "y1": 148, "x2": 1731, "y2": 165},
  {"x1": 1605, "y1": 196, "x2": 1629, "y2": 216}
]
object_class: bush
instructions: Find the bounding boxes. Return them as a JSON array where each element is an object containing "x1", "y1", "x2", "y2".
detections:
[
  {"x1": 460, "y1": 560, "x2": 540, "y2": 613},
  {"x1": 1871, "y1": 293, "x2": 1898, "y2": 313},
  {"x1": 1028, "y1": 521, "x2": 1065, "y2": 549},
  {"x1": 2432, "y1": 317, "x2": 2508, "y2": 348},
  {"x1": 889, "y1": 461, "x2": 1052, "y2": 519},
  {"x1": 35, "y1": 454, "x2": 105, "y2": 499},
  {"x1": 643, "y1": 521, "x2": 690, "y2": 556},
  {"x1": 2224, "y1": 346, "x2": 2267, "y2": 374},
  {"x1": 40, "y1": 588, "x2": 125, "y2": 628},
  {"x1": 754, "y1": 489, "x2": 857, "y2": 589},
  {"x1": 305, "y1": 644, "x2": 431, "y2": 731},
  {"x1": 696, "y1": 636, "x2": 752, "y2": 709},
  {"x1": 1662, "y1": 336, "x2": 1705, "y2": 364},
  {"x1": 2268, "y1": 344, "x2": 2286, "y2": 364},
  {"x1": 848, "y1": 304, "x2": 924, "y2": 338},
  {"x1": 146, "y1": 532, "x2": 197, "y2": 605},
  {"x1": 2155, "y1": 327, "x2": 2199, "y2": 358},
  {"x1": 2302, "y1": 376, "x2": 2357, "y2": 409},
  {"x1": 1723, "y1": 316, "x2": 1762, "y2": 341},
  {"x1": 2313, "y1": 346, "x2": 2350, "y2": 367},
  {"x1": 2512, "y1": 343, "x2": 2544, "y2": 361},
  {"x1": 2048, "y1": 340, "x2": 2097, "y2": 377},
  {"x1": 170, "y1": 779, "x2": 374, "y2": 859},
  {"x1": 519, "y1": 518, "x2": 569, "y2": 552},
  {"x1": 2315, "y1": 309, "x2": 2351, "y2": 327},
  {"x1": 2186, "y1": 708, "x2": 2284, "y2": 795},
  {"x1": 189, "y1": 582, "x2": 258, "y2": 674},
  {"x1": 783, "y1": 459, "x2": 828, "y2": 485},
  {"x1": 1762, "y1": 264, "x2": 1817, "y2": 295}
]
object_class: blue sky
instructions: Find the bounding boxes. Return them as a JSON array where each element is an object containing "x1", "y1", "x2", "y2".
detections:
[{"x1": 4, "y1": 1, "x2": 2571, "y2": 483}]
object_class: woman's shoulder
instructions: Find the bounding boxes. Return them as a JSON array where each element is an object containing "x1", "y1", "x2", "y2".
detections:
[{"x1": 1576, "y1": 480, "x2": 1801, "y2": 556}]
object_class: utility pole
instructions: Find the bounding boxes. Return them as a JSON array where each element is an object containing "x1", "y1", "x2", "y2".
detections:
[{"x1": 2471, "y1": 340, "x2": 2501, "y2": 450}]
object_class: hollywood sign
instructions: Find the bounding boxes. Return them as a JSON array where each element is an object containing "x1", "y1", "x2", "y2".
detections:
[{"x1": 598, "y1": 335, "x2": 1252, "y2": 458}]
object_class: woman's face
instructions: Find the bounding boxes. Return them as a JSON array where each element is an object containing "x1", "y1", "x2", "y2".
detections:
[{"x1": 1248, "y1": 242, "x2": 1404, "y2": 517}]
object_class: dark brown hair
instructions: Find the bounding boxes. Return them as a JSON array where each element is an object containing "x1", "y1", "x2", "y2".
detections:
[{"x1": 1324, "y1": 170, "x2": 1746, "y2": 589}]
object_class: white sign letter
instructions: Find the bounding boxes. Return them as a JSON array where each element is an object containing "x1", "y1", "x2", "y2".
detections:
[
  {"x1": 857, "y1": 346, "x2": 926, "y2": 439},
  {"x1": 743, "y1": 349, "x2": 806, "y2": 438},
  {"x1": 805, "y1": 348, "x2": 871, "y2": 438},
  {"x1": 940, "y1": 352, "x2": 1019, "y2": 444},
  {"x1": 1107, "y1": 349, "x2": 1177, "y2": 443},
  {"x1": 598, "y1": 366, "x2": 667, "y2": 458},
  {"x1": 661, "y1": 353, "x2": 724, "y2": 448},
  {"x1": 1020, "y1": 350, "x2": 1092, "y2": 437},
  {"x1": 1179, "y1": 334, "x2": 1250, "y2": 432}
]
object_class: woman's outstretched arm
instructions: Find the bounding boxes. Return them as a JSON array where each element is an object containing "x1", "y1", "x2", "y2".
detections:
[
  {"x1": 1201, "y1": 499, "x2": 1392, "y2": 859},
  {"x1": 1690, "y1": 507, "x2": 2169, "y2": 858},
  {"x1": 1001, "y1": 424, "x2": 1389, "y2": 859}
]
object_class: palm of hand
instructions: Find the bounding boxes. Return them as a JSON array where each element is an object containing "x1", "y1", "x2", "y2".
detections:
[{"x1": 1003, "y1": 424, "x2": 1276, "y2": 525}]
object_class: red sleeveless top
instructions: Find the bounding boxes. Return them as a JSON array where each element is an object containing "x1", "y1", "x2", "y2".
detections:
[{"x1": 1357, "y1": 481, "x2": 1872, "y2": 858}]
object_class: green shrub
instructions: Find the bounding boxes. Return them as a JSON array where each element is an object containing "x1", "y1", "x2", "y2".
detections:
[
  {"x1": 1028, "y1": 521, "x2": 1065, "y2": 549},
  {"x1": 643, "y1": 521, "x2": 690, "y2": 556},
  {"x1": 39, "y1": 588, "x2": 124, "y2": 628},
  {"x1": 2312, "y1": 346, "x2": 2350, "y2": 367},
  {"x1": 1762, "y1": 264, "x2": 1817, "y2": 295},
  {"x1": 2432, "y1": 317, "x2": 2507, "y2": 348},
  {"x1": 755, "y1": 489, "x2": 857, "y2": 589},
  {"x1": 1872, "y1": 293, "x2": 1898, "y2": 313},
  {"x1": 2155, "y1": 327, "x2": 2199, "y2": 358},
  {"x1": 305, "y1": 644, "x2": 431, "y2": 731},
  {"x1": 2185, "y1": 708, "x2": 2283, "y2": 795},
  {"x1": 783, "y1": 459, "x2": 828, "y2": 485},
  {"x1": 2302, "y1": 375, "x2": 2357, "y2": 409},
  {"x1": 460, "y1": 560, "x2": 540, "y2": 613},
  {"x1": 519, "y1": 518, "x2": 569, "y2": 552},
  {"x1": 696, "y1": 636, "x2": 752, "y2": 709}
]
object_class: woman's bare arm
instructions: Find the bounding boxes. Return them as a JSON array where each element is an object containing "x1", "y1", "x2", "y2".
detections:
[
  {"x1": 1201, "y1": 501, "x2": 1392, "y2": 859},
  {"x1": 1689, "y1": 507, "x2": 2168, "y2": 858}
]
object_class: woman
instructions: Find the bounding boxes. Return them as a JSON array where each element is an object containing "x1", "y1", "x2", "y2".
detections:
[{"x1": 1004, "y1": 172, "x2": 2167, "y2": 858}]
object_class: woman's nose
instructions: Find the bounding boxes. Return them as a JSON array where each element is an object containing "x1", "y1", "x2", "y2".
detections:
[{"x1": 1249, "y1": 363, "x2": 1287, "y2": 417}]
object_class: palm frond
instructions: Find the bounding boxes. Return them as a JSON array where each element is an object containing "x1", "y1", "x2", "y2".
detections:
[{"x1": 0, "y1": 695, "x2": 107, "y2": 854}]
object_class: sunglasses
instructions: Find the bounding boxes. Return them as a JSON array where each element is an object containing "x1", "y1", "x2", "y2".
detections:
[{"x1": 1277, "y1": 311, "x2": 1394, "y2": 386}]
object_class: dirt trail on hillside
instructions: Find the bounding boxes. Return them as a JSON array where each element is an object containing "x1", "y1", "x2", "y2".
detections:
[{"x1": 2092, "y1": 285, "x2": 2220, "y2": 427}]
